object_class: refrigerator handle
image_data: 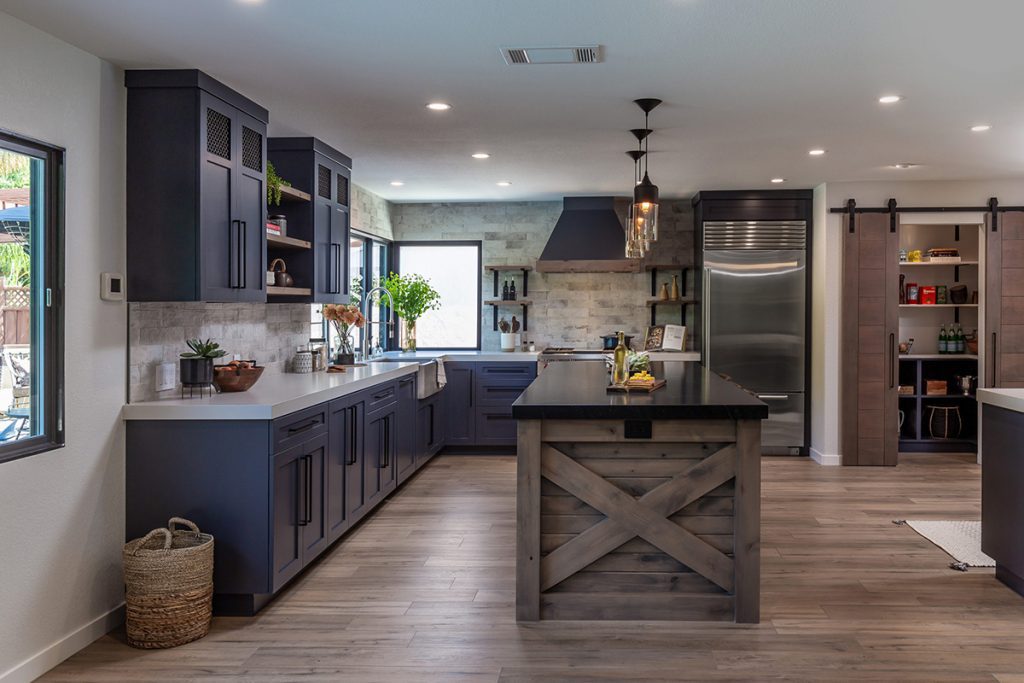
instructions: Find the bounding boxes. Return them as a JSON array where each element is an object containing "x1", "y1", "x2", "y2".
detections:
[{"x1": 701, "y1": 266, "x2": 711, "y2": 367}]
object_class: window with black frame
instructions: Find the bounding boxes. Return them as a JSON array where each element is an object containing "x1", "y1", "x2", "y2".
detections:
[
  {"x1": 0, "y1": 131, "x2": 64, "y2": 464},
  {"x1": 394, "y1": 241, "x2": 481, "y2": 350},
  {"x1": 311, "y1": 230, "x2": 392, "y2": 357}
]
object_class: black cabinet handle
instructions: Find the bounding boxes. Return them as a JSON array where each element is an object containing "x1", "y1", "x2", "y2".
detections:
[
  {"x1": 240, "y1": 220, "x2": 248, "y2": 289},
  {"x1": 333, "y1": 244, "x2": 342, "y2": 294},
  {"x1": 373, "y1": 389, "x2": 393, "y2": 401},
  {"x1": 296, "y1": 456, "x2": 308, "y2": 527},
  {"x1": 380, "y1": 416, "x2": 390, "y2": 468},
  {"x1": 287, "y1": 418, "x2": 320, "y2": 435},
  {"x1": 347, "y1": 406, "x2": 358, "y2": 465},
  {"x1": 305, "y1": 454, "x2": 313, "y2": 527}
]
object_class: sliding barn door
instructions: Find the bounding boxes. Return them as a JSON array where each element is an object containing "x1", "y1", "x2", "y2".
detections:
[
  {"x1": 986, "y1": 210, "x2": 1024, "y2": 388},
  {"x1": 842, "y1": 211, "x2": 899, "y2": 466}
]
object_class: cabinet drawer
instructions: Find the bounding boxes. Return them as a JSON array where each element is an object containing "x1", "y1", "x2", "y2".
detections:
[
  {"x1": 365, "y1": 381, "x2": 397, "y2": 411},
  {"x1": 477, "y1": 363, "x2": 537, "y2": 380},
  {"x1": 475, "y1": 380, "x2": 532, "y2": 407},
  {"x1": 475, "y1": 408, "x2": 517, "y2": 444},
  {"x1": 273, "y1": 404, "x2": 328, "y2": 452}
]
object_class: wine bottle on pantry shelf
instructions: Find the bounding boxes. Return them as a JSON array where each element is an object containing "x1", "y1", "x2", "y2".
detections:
[
  {"x1": 938, "y1": 325, "x2": 948, "y2": 354},
  {"x1": 957, "y1": 326, "x2": 966, "y2": 354},
  {"x1": 510, "y1": 278, "x2": 517, "y2": 300},
  {"x1": 502, "y1": 279, "x2": 510, "y2": 301}
]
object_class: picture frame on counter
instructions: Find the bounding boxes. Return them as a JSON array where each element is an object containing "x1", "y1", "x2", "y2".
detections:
[{"x1": 644, "y1": 324, "x2": 686, "y2": 351}]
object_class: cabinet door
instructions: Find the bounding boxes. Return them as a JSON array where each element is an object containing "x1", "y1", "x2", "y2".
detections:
[
  {"x1": 841, "y1": 211, "x2": 899, "y2": 466},
  {"x1": 344, "y1": 399, "x2": 370, "y2": 524},
  {"x1": 364, "y1": 406, "x2": 396, "y2": 508},
  {"x1": 417, "y1": 395, "x2": 443, "y2": 461},
  {"x1": 301, "y1": 433, "x2": 330, "y2": 563},
  {"x1": 312, "y1": 159, "x2": 347, "y2": 304},
  {"x1": 986, "y1": 210, "x2": 1024, "y2": 388},
  {"x1": 395, "y1": 375, "x2": 418, "y2": 484},
  {"x1": 327, "y1": 399, "x2": 350, "y2": 542},
  {"x1": 443, "y1": 363, "x2": 476, "y2": 444},
  {"x1": 198, "y1": 94, "x2": 239, "y2": 302},
  {"x1": 271, "y1": 444, "x2": 304, "y2": 591},
  {"x1": 334, "y1": 165, "x2": 351, "y2": 300},
  {"x1": 234, "y1": 112, "x2": 267, "y2": 303}
]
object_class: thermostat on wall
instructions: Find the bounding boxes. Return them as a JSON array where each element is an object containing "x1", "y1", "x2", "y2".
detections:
[{"x1": 101, "y1": 272, "x2": 124, "y2": 301}]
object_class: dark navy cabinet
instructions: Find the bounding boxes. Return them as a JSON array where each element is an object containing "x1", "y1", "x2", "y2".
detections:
[
  {"x1": 365, "y1": 402, "x2": 397, "y2": 507},
  {"x1": 418, "y1": 393, "x2": 444, "y2": 461},
  {"x1": 395, "y1": 375, "x2": 418, "y2": 484},
  {"x1": 271, "y1": 432, "x2": 328, "y2": 592},
  {"x1": 126, "y1": 69, "x2": 268, "y2": 302},
  {"x1": 444, "y1": 362, "x2": 477, "y2": 444},
  {"x1": 267, "y1": 137, "x2": 352, "y2": 304}
]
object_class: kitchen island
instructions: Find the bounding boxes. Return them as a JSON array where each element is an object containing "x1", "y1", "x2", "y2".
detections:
[
  {"x1": 512, "y1": 361, "x2": 768, "y2": 622},
  {"x1": 978, "y1": 389, "x2": 1024, "y2": 597}
]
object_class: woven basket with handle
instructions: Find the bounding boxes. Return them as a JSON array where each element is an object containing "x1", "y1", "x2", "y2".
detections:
[{"x1": 122, "y1": 517, "x2": 214, "y2": 649}]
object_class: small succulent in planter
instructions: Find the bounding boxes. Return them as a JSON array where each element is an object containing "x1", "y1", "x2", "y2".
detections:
[{"x1": 179, "y1": 338, "x2": 228, "y2": 387}]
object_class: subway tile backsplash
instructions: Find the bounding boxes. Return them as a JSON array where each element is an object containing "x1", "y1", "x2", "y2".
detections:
[{"x1": 128, "y1": 302, "x2": 310, "y2": 402}]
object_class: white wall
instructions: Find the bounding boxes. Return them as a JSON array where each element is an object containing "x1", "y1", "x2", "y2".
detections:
[
  {"x1": 0, "y1": 13, "x2": 127, "y2": 682},
  {"x1": 812, "y1": 179, "x2": 1024, "y2": 466}
]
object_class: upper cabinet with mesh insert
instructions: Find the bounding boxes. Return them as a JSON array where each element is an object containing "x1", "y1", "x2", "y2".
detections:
[
  {"x1": 125, "y1": 70, "x2": 269, "y2": 302},
  {"x1": 267, "y1": 137, "x2": 352, "y2": 304}
]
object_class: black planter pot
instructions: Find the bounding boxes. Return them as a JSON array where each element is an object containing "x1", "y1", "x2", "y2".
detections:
[{"x1": 180, "y1": 357, "x2": 214, "y2": 386}]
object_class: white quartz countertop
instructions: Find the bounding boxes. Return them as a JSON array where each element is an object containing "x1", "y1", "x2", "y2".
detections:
[
  {"x1": 122, "y1": 351, "x2": 541, "y2": 421},
  {"x1": 977, "y1": 388, "x2": 1024, "y2": 413}
]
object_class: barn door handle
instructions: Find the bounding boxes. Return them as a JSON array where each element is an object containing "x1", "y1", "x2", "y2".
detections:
[{"x1": 889, "y1": 333, "x2": 896, "y2": 389}]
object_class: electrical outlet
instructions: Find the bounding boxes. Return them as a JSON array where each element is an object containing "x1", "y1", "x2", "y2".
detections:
[{"x1": 156, "y1": 362, "x2": 176, "y2": 392}]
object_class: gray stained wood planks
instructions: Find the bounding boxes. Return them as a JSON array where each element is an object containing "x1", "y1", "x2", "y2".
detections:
[{"x1": 40, "y1": 453, "x2": 1024, "y2": 682}]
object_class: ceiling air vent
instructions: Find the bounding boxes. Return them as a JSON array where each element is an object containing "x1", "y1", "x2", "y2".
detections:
[{"x1": 501, "y1": 45, "x2": 603, "y2": 65}]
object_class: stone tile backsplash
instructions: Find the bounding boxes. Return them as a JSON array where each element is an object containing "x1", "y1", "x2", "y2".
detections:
[
  {"x1": 391, "y1": 199, "x2": 695, "y2": 351},
  {"x1": 129, "y1": 302, "x2": 310, "y2": 402}
]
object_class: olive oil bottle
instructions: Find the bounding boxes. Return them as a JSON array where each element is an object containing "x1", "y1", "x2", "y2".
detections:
[{"x1": 613, "y1": 331, "x2": 629, "y2": 385}]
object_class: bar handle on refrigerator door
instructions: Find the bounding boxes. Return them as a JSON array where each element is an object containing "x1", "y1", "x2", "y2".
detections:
[
  {"x1": 757, "y1": 394, "x2": 789, "y2": 401},
  {"x1": 701, "y1": 267, "x2": 711, "y2": 367},
  {"x1": 889, "y1": 332, "x2": 896, "y2": 389}
]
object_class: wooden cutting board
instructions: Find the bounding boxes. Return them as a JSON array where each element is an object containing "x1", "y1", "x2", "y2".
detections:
[{"x1": 607, "y1": 379, "x2": 666, "y2": 393}]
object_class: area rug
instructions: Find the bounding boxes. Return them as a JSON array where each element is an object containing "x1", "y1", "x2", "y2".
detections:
[{"x1": 894, "y1": 519, "x2": 995, "y2": 571}]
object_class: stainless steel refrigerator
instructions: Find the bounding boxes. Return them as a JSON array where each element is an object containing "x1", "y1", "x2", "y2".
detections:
[{"x1": 701, "y1": 221, "x2": 807, "y2": 454}]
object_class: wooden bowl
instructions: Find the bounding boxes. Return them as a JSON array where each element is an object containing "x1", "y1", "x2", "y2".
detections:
[{"x1": 213, "y1": 363, "x2": 264, "y2": 392}]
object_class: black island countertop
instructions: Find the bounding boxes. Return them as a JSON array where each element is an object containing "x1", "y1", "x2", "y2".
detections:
[{"x1": 512, "y1": 361, "x2": 769, "y2": 421}]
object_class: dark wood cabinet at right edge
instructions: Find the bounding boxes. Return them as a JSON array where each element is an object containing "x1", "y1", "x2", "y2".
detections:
[{"x1": 268, "y1": 137, "x2": 352, "y2": 304}]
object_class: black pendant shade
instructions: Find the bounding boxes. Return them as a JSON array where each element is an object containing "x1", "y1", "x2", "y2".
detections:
[
  {"x1": 634, "y1": 171, "x2": 659, "y2": 205},
  {"x1": 625, "y1": 98, "x2": 662, "y2": 258}
]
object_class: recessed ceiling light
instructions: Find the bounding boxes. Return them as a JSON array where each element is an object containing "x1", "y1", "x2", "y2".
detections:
[
  {"x1": 390, "y1": 181, "x2": 404, "y2": 186},
  {"x1": 808, "y1": 148, "x2": 826, "y2": 156},
  {"x1": 770, "y1": 177, "x2": 786, "y2": 184},
  {"x1": 878, "y1": 95, "x2": 902, "y2": 104},
  {"x1": 971, "y1": 124, "x2": 992, "y2": 132},
  {"x1": 471, "y1": 153, "x2": 490, "y2": 159},
  {"x1": 426, "y1": 102, "x2": 451, "y2": 111},
  {"x1": 496, "y1": 181, "x2": 512, "y2": 187},
  {"x1": 891, "y1": 163, "x2": 918, "y2": 169}
]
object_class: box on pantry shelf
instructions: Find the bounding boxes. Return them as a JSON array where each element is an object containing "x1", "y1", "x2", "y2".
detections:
[
  {"x1": 920, "y1": 286, "x2": 937, "y2": 305},
  {"x1": 926, "y1": 380, "x2": 948, "y2": 396}
]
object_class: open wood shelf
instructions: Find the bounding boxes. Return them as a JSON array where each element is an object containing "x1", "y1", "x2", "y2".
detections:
[
  {"x1": 267, "y1": 233, "x2": 312, "y2": 250},
  {"x1": 900, "y1": 260, "x2": 979, "y2": 267},
  {"x1": 267, "y1": 285, "x2": 312, "y2": 296},
  {"x1": 276, "y1": 185, "x2": 311, "y2": 203},
  {"x1": 646, "y1": 298, "x2": 695, "y2": 306},
  {"x1": 644, "y1": 263, "x2": 688, "y2": 272},
  {"x1": 484, "y1": 300, "x2": 531, "y2": 306},
  {"x1": 900, "y1": 354, "x2": 978, "y2": 360},
  {"x1": 899, "y1": 304, "x2": 978, "y2": 309},
  {"x1": 484, "y1": 264, "x2": 532, "y2": 272}
]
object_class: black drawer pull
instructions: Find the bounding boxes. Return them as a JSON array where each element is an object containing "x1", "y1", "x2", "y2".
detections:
[
  {"x1": 399, "y1": 376, "x2": 414, "y2": 385},
  {"x1": 287, "y1": 418, "x2": 320, "y2": 435},
  {"x1": 373, "y1": 390, "x2": 394, "y2": 400}
]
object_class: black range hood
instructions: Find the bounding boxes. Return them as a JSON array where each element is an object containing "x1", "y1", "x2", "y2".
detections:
[{"x1": 536, "y1": 196, "x2": 639, "y2": 273}]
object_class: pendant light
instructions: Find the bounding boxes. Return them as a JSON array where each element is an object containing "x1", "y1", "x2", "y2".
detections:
[
  {"x1": 625, "y1": 149, "x2": 648, "y2": 258},
  {"x1": 632, "y1": 98, "x2": 662, "y2": 245}
]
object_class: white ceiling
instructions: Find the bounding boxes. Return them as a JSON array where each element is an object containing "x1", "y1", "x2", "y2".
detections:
[{"x1": 3, "y1": 0, "x2": 1024, "y2": 201}]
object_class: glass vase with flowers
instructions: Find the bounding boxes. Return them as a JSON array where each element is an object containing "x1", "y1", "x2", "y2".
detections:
[{"x1": 322, "y1": 303, "x2": 365, "y2": 365}]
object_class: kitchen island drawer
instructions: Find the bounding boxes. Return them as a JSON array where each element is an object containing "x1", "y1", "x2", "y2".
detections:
[{"x1": 273, "y1": 403, "x2": 328, "y2": 452}]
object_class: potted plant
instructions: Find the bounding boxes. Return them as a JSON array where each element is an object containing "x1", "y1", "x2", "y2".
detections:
[
  {"x1": 380, "y1": 272, "x2": 441, "y2": 352},
  {"x1": 179, "y1": 338, "x2": 228, "y2": 387},
  {"x1": 322, "y1": 303, "x2": 365, "y2": 365},
  {"x1": 266, "y1": 161, "x2": 291, "y2": 206}
]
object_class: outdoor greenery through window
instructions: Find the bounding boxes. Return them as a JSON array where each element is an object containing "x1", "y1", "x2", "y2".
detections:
[
  {"x1": 395, "y1": 242, "x2": 481, "y2": 350},
  {"x1": 0, "y1": 131, "x2": 64, "y2": 463}
]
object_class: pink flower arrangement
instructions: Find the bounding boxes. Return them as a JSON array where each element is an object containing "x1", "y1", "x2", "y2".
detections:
[{"x1": 322, "y1": 304, "x2": 365, "y2": 354}]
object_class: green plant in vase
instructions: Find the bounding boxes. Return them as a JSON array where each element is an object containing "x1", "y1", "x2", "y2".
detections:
[{"x1": 380, "y1": 272, "x2": 441, "y2": 352}]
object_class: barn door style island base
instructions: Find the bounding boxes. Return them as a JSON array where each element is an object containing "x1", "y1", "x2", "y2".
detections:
[{"x1": 512, "y1": 362, "x2": 768, "y2": 623}]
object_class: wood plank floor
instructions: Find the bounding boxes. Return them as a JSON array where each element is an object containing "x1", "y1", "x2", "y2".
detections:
[{"x1": 41, "y1": 453, "x2": 1024, "y2": 682}]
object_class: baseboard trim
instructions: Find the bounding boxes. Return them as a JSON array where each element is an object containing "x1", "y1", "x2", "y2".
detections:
[
  {"x1": 0, "y1": 603, "x2": 124, "y2": 683},
  {"x1": 810, "y1": 447, "x2": 841, "y2": 466}
]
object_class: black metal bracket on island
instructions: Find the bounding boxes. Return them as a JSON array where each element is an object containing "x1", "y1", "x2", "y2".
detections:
[{"x1": 512, "y1": 362, "x2": 768, "y2": 623}]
